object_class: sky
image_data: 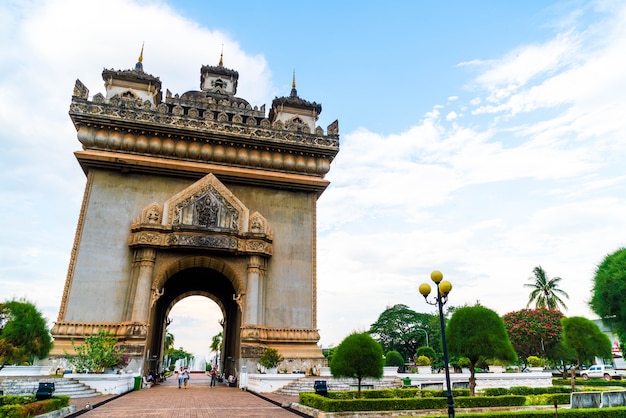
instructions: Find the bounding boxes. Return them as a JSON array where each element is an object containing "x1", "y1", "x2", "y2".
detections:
[{"x1": 2, "y1": 0, "x2": 626, "y2": 358}]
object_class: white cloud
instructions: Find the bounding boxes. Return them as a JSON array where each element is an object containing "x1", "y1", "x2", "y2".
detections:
[{"x1": 317, "y1": 1, "x2": 626, "y2": 345}]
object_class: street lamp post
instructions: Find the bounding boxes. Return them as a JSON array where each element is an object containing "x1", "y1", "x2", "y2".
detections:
[{"x1": 419, "y1": 270, "x2": 455, "y2": 418}]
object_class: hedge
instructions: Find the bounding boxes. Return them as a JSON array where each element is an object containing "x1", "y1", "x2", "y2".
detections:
[
  {"x1": 0, "y1": 396, "x2": 34, "y2": 407},
  {"x1": 553, "y1": 378, "x2": 626, "y2": 387},
  {"x1": 322, "y1": 388, "x2": 470, "y2": 400},
  {"x1": 0, "y1": 395, "x2": 70, "y2": 418},
  {"x1": 430, "y1": 407, "x2": 626, "y2": 417},
  {"x1": 483, "y1": 386, "x2": 571, "y2": 396},
  {"x1": 299, "y1": 393, "x2": 526, "y2": 412},
  {"x1": 524, "y1": 393, "x2": 571, "y2": 406}
]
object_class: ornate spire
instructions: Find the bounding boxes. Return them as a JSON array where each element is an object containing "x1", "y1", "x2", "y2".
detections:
[
  {"x1": 135, "y1": 42, "x2": 144, "y2": 71},
  {"x1": 290, "y1": 70, "x2": 297, "y2": 97},
  {"x1": 219, "y1": 44, "x2": 224, "y2": 67}
]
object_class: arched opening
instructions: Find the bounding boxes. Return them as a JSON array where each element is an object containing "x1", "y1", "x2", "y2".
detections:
[
  {"x1": 147, "y1": 264, "x2": 242, "y2": 377},
  {"x1": 166, "y1": 296, "x2": 223, "y2": 369}
]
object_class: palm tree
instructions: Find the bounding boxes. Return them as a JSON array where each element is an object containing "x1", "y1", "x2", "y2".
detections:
[
  {"x1": 210, "y1": 332, "x2": 223, "y2": 368},
  {"x1": 525, "y1": 266, "x2": 569, "y2": 311},
  {"x1": 210, "y1": 332, "x2": 223, "y2": 353},
  {"x1": 164, "y1": 331, "x2": 175, "y2": 352}
]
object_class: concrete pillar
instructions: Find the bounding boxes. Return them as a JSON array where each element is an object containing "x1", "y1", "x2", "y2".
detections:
[
  {"x1": 130, "y1": 247, "x2": 157, "y2": 322},
  {"x1": 244, "y1": 255, "x2": 266, "y2": 324}
]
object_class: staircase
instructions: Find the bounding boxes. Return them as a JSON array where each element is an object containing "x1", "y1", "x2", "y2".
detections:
[
  {"x1": 0, "y1": 377, "x2": 101, "y2": 398},
  {"x1": 274, "y1": 376, "x2": 403, "y2": 396}
]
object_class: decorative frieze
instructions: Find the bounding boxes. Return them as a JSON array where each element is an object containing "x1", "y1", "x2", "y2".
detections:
[
  {"x1": 52, "y1": 321, "x2": 149, "y2": 340},
  {"x1": 69, "y1": 84, "x2": 338, "y2": 177},
  {"x1": 128, "y1": 227, "x2": 273, "y2": 256},
  {"x1": 240, "y1": 325, "x2": 321, "y2": 344}
]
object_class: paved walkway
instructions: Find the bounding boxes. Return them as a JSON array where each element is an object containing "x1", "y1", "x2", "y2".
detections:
[{"x1": 71, "y1": 373, "x2": 301, "y2": 417}]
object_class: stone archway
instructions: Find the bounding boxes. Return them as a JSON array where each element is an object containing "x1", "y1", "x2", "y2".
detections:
[
  {"x1": 51, "y1": 58, "x2": 339, "y2": 378},
  {"x1": 147, "y1": 256, "x2": 243, "y2": 375}
]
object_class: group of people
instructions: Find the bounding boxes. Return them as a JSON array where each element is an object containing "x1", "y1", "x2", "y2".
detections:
[
  {"x1": 176, "y1": 367, "x2": 190, "y2": 389},
  {"x1": 172, "y1": 366, "x2": 219, "y2": 389}
]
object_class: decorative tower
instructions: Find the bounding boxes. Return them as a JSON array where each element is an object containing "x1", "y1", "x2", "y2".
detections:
[{"x1": 52, "y1": 51, "x2": 339, "y2": 377}]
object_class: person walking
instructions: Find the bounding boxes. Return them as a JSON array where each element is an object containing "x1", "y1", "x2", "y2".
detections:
[
  {"x1": 210, "y1": 367, "x2": 217, "y2": 387},
  {"x1": 177, "y1": 367, "x2": 183, "y2": 389},
  {"x1": 182, "y1": 367, "x2": 190, "y2": 389}
]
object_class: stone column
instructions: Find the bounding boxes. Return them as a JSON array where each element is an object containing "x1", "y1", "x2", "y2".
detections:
[
  {"x1": 244, "y1": 255, "x2": 266, "y2": 324},
  {"x1": 130, "y1": 247, "x2": 157, "y2": 322}
]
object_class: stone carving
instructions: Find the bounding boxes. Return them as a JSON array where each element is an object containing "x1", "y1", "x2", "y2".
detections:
[
  {"x1": 250, "y1": 218, "x2": 262, "y2": 233},
  {"x1": 196, "y1": 194, "x2": 220, "y2": 227},
  {"x1": 73, "y1": 79, "x2": 89, "y2": 99},
  {"x1": 248, "y1": 212, "x2": 272, "y2": 238},
  {"x1": 327, "y1": 119, "x2": 339, "y2": 135},
  {"x1": 233, "y1": 293, "x2": 243, "y2": 312},
  {"x1": 151, "y1": 287, "x2": 164, "y2": 307},
  {"x1": 136, "y1": 232, "x2": 160, "y2": 245},
  {"x1": 165, "y1": 174, "x2": 249, "y2": 233},
  {"x1": 246, "y1": 241, "x2": 269, "y2": 253},
  {"x1": 131, "y1": 203, "x2": 163, "y2": 227},
  {"x1": 167, "y1": 234, "x2": 237, "y2": 250},
  {"x1": 69, "y1": 99, "x2": 339, "y2": 177},
  {"x1": 239, "y1": 325, "x2": 321, "y2": 343},
  {"x1": 173, "y1": 187, "x2": 239, "y2": 231},
  {"x1": 144, "y1": 203, "x2": 162, "y2": 224},
  {"x1": 53, "y1": 321, "x2": 149, "y2": 339}
]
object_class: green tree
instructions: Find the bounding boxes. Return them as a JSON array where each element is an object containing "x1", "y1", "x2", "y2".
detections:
[
  {"x1": 447, "y1": 305, "x2": 517, "y2": 396},
  {"x1": 415, "y1": 346, "x2": 436, "y2": 361},
  {"x1": 166, "y1": 347, "x2": 193, "y2": 366},
  {"x1": 209, "y1": 331, "x2": 223, "y2": 369},
  {"x1": 259, "y1": 347, "x2": 284, "y2": 369},
  {"x1": 330, "y1": 332, "x2": 384, "y2": 398},
  {"x1": 561, "y1": 316, "x2": 612, "y2": 390},
  {"x1": 384, "y1": 350, "x2": 404, "y2": 369},
  {"x1": 524, "y1": 266, "x2": 569, "y2": 310},
  {"x1": 590, "y1": 248, "x2": 626, "y2": 349},
  {"x1": 369, "y1": 304, "x2": 435, "y2": 361},
  {"x1": 66, "y1": 329, "x2": 125, "y2": 373},
  {"x1": 0, "y1": 299, "x2": 52, "y2": 367},
  {"x1": 210, "y1": 332, "x2": 222, "y2": 353},
  {"x1": 502, "y1": 308, "x2": 564, "y2": 366}
]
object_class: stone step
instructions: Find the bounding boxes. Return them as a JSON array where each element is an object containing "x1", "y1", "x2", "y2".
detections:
[
  {"x1": 0, "y1": 377, "x2": 101, "y2": 398},
  {"x1": 54, "y1": 382, "x2": 101, "y2": 398}
]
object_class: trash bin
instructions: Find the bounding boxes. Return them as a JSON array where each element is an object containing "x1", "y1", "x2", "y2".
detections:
[
  {"x1": 402, "y1": 377, "x2": 411, "y2": 386},
  {"x1": 134, "y1": 375, "x2": 142, "y2": 391},
  {"x1": 314, "y1": 380, "x2": 328, "y2": 396}
]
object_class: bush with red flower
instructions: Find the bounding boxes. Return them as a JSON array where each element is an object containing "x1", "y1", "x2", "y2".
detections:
[{"x1": 502, "y1": 308, "x2": 563, "y2": 365}]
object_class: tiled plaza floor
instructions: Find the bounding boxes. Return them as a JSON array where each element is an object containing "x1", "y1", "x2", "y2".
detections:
[{"x1": 72, "y1": 374, "x2": 301, "y2": 417}]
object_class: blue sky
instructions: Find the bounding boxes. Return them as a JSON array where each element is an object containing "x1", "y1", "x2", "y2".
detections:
[{"x1": 2, "y1": 0, "x2": 626, "y2": 357}]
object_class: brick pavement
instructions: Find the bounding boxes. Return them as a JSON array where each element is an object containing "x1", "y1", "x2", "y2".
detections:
[{"x1": 74, "y1": 373, "x2": 301, "y2": 417}]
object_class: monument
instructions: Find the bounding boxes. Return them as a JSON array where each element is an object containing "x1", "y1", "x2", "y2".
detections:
[{"x1": 50, "y1": 50, "x2": 339, "y2": 376}]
